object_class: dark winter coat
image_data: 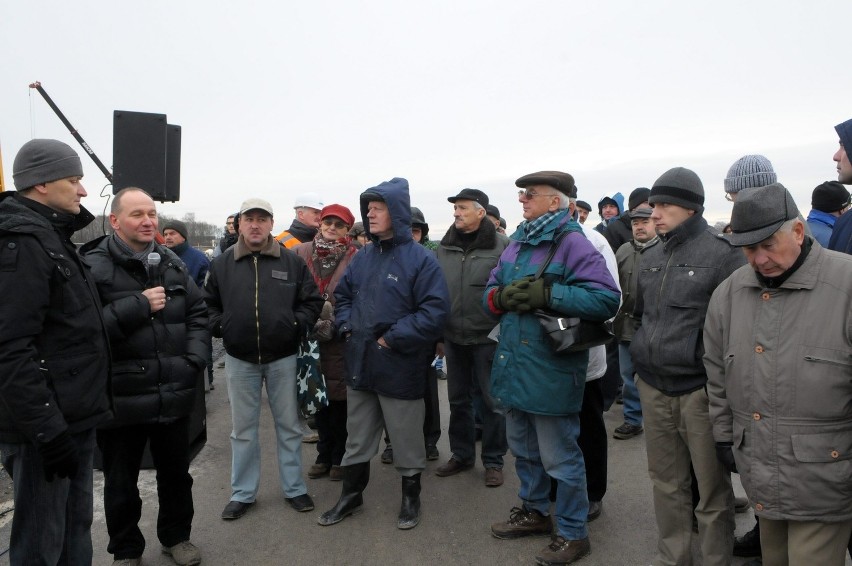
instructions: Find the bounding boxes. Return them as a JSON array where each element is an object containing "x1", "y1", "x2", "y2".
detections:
[
  {"x1": 436, "y1": 218, "x2": 508, "y2": 345},
  {"x1": 205, "y1": 235, "x2": 323, "y2": 364},
  {"x1": 171, "y1": 241, "x2": 210, "y2": 288},
  {"x1": 827, "y1": 209, "x2": 852, "y2": 253},
  {"x1": 82, "y1": 236, "x2": 209, "y2": 428},
  {"x1": 0, "y1": 192, "x2": 112, "y2": 444},
  {"x1": 612, "y1": 236, "x2": 659, "y2": 342},
  {"x1": 603, "y1": 212, "x2": 633, "y2": 252},
  {"x1": 334, "y1": 178, "x2": 450, "y2": 400},
  {"x1": 293, "y1": 240, "x2": 359, "y2": 401},
  {"x1": 630, "y1": 214, "x2": 746, "y2": 396}
]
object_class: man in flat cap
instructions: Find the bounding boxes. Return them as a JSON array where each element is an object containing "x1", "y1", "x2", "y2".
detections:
[
  {"x1": 630, "y1": 167, "x2": 745, "y2": 566},
  {"x1": 485, "y1": 171, "x2": 619, "y2": 565},
  {"x1": 0, "y1": 139, "x2": 112, "y2": 564},
  {"x1": 205, "y1": 198, "x2": 323, "y2": 521},
  {"x1": 705, "y1": 184, "x2": 852, "y2": 565},
  {"x1": 435, "y1": 188, "x2": 509, "y2": 487}
]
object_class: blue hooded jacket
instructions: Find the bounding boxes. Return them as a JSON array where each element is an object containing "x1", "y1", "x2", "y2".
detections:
[{"x1": 334, "y1": 178, "x2": 450, "y2": 399}]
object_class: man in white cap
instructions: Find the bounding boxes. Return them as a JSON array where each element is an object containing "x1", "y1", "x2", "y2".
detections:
[
  {"x1": 205, "y1": 198, "x2": 323, "y2": 521},
  {"x1": 275, "y1": 192, "x2": 325, "y2": 249}
]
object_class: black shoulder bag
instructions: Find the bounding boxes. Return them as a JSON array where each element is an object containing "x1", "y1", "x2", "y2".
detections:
[{"x1": 533, "y1": 231, "x2": 614, "y2": 354}]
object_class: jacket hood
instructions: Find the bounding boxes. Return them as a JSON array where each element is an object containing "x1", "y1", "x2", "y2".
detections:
[
  {"x1": 359, "y1": 177, "x2": 412, "y2": 246},
  {"x1": 835, "y1": 119, "x2": 852, "y2": 154}
]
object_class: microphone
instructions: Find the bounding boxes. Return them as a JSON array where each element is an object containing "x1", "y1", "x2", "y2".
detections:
[{"x1": 147, "y1": 252, "x2": 161, "y2": 288}]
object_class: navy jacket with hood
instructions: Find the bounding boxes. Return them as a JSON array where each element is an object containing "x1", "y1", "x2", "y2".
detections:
[{"x1": 334, "y1": 178, "x2": 450, "y2": 400}]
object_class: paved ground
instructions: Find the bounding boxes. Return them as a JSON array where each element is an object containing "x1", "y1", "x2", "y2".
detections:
[{"x1": 1, "y1": 357, "x2": 846, "y2": 565}]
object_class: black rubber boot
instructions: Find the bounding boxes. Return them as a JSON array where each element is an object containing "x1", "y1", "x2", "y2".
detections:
[
  {"x1": 397, "y1": 473, "x2": 421, "y2": 530},
  {"x1": 317, "y1": 462, "x2": 370, "y2": 526}
]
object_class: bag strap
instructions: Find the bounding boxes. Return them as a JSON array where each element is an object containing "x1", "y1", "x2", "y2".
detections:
[{"x1": 533, "y1": 230, "x2": 568, "y2": 280}]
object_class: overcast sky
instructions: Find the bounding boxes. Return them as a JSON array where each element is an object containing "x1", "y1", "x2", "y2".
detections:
[{"x1": 3, "y1": 1, "x2": 851, "y2": 241}]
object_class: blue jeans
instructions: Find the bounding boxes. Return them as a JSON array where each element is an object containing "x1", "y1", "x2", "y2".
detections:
[
  {"x1": 506, "y1": 409, "x2": 588, "y2": 540},
  {"x1": 0, "y1": 429, "x2": 96, "y2": 565},
  {"x1": 444, "y1": 341, "x2": 506, "y2": 468},
  {"x1": 618, "y1": 342, "x2": 642, "y2": 426},
  {"x1": 225, "y1": 353, "x2": 306, "y2": 501}
]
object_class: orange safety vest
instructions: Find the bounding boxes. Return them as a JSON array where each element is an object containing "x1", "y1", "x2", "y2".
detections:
[{"x1": 274, "y1": 230, "x2": 302, "y2": 249}]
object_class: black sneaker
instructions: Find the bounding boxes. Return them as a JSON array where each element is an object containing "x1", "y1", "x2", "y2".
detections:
[
  {"x1": 285, "y1": 494, "x2": 315, "y2": 512},
  {"x1": 612, "y1": 422, "x2": 644, "y2": 440}
]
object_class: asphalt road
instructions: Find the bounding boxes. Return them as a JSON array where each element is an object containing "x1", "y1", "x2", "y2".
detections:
[{"x1": 1, "y1": 357, "x2": 846, "y2": 565}]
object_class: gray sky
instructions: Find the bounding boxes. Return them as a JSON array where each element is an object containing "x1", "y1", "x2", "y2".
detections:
[{"x1": 3, "y1": 1, "x2": 851, "y2": 241}]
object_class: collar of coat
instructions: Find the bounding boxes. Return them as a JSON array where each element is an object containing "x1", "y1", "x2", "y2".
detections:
[
  {"x1": 234, "y1": 234, "x2": 282, "y2": 260},
  {"x1": 659, "y1": 213, "x2": 707, "y2": 250},
  {"x1": 439, "y1": 216, "x2": 498, "y2": 250}
]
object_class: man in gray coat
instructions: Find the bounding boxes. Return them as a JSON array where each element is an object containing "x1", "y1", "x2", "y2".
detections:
[
  {"x1": 705, "y1": 185, "x2": 852, "y2": 565},
  {"x1": 435, "y1": 188, "x2": 509, "y2": 487}
]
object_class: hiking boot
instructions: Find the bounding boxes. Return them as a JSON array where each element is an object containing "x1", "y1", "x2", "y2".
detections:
[
  {"x1": 435, "y1": 458, "x2": 474, "y2": 477},
  {"x1": 308, "y1": 463, "x2": 330, "y2": 479},
  {"x1": 162, "y1": 540, "x2": 201, "y2": 566},
  {"x1": 484, "y1": 467, "x2": 504, "y2": 487},
  {"x1": 535, "y1": 535, "x2": 591, "y2": 565},
  {"x1": 612, "y1": 422, "x2": 644, "y2": 440},
  {"x1": 329, "y1": 465, "x2": 343, "y2": 481},
  {"x1": 491, "y1": 506, "x2": 553, "y2": 539}
]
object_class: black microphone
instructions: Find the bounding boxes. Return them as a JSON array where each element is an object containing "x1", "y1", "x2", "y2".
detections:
[{"x1": 147, "y1": 252, "x2": 161, "y2": 288}]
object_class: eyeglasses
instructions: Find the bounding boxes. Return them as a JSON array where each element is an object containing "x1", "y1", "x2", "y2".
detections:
[
  {"x1": 322, "y1": 218, "x2": 348, "y2": 229},
  {"x1": 518, "y1": 189, "x2": 557, "y2": 199}
]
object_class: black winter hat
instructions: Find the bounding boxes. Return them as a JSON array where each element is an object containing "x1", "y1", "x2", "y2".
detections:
[
  {"x1": 575, "y1": 200, "x2": 592, "y2": 213},
  {"x1": 448, "y1": 188, "x2": 489, "y2": 207},
  {"x1": 628, "y1": 188, "x2": 651, "y2": 211},
  {"x1": 649, "y1": 167, "x2": 705, "y2": 212},
  {"x1": 811, "y1": 181, "x2": 850, "y2": 213}
]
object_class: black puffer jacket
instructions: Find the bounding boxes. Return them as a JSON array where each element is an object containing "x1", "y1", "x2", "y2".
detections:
[
  {"x1": 81, "y1": 236, "x2": 209, "y2": 428},
  {"x1": 205, "y1": 235, "x2": 323, "y2": 364},
  {"x1": 603, "y1": 212, "x2": 633, "y2": 252},
  {"x1": 0, "y1": 192, "x2": 112, "y2": 444}
]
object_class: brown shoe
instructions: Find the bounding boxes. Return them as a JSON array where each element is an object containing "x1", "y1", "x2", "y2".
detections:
[
  {"x1": 535, "y1": 536, "x2": 591, "y2": 565},
  {"x1": 484, "y1": 467, "x2": 503, "y2": 487},
  {"x1": 491, "y1": 506, "x2": 553, "y2": 539},
  {"x1": 435, "y1": 458, "x2": 473, "y2": 477},
  {"x1": 329, "y1": 465, "x2": 343, "y2": 481},
  {"x1": 308, "y1": 463, "x2": 330, "y2": 479}
]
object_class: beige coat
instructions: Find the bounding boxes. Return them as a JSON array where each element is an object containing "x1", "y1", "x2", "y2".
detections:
[{"x1": 704, "y1": 243, "x2": 852, "y2": 522}]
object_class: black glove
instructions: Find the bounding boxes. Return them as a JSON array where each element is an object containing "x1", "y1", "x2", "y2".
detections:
[
  {"x1": 38, "y1": 430, "x2": 80, "y2": 482},
  {"x1": 715, "y1": 442, "x2": 737, "y2": 474}
]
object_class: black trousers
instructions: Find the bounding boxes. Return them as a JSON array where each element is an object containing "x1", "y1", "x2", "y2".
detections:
[
  {"x1": 600, "y1": 341, "x2": 621, "y2": 411},
  {"x1": 315, "y1": 399, "x2": 348, "y2": 466},
  {"x1": 97, "y1": 418, "x2": 194, "y2": 559},
  {"x1": 423, "y1": 366, "x2": 442, "y2": 447},
  {"x1": 578, "y1": 378, "x2": 607, "y2": 502}
]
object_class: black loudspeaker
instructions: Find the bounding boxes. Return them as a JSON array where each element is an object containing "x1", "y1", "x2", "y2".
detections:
[
  {"x1": 165, "y1": 124, "x2": 181, "y2": 203},
  {"x1": 113, "y1": 110, "x2": 181, "y2": 203}
]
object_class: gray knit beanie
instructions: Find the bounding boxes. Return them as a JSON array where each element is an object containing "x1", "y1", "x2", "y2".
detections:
[
  {"x1": 724, "y1": 155, "x2": 777, "y2": 194},
  {"x1": 649, "y1": 167, "x2": 705, "y2": 212},
  {"x1": 13, "y1": 139, "x2": 83, "y2": 190}
]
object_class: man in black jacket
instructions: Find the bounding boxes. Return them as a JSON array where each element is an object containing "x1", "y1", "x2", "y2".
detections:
[
  {"x1": 82, "y1": 187, "x2": 209, "y2": 566},
  {"x1": 0, "y1": 139, "x2": 112, "y2": 565},
  {"x1": 205, "y1": 198, "x2": 323, "y2": 521}
]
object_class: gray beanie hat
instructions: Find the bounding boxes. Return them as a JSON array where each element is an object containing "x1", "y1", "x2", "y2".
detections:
[
  {"x1": 724, "y1": 155, "x2": 777, "y2": 194},
  {"x1": 13, "y1": 139, "x2": 84, "y2": 190},
  {"x1": 649, "y1": 167, "x2": 705, "y2": 212},
  {"x1": 163, "y1": 219, "x2": 189, "y2": 241}
]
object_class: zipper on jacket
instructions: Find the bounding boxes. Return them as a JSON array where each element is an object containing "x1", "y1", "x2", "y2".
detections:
[
  {"x1": 254, "y1": 256, "x2": 261, "y2": 365},
  {"x1": 803, "y1": 355, "x2": 851, "y2": 368},
  {"x1": 648, "y1": 251, "x2": 675, "y2": 360}
]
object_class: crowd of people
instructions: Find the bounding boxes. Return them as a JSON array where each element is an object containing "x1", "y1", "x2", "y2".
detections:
[{"x1": 0, "y1": 116, "x2": 851, "y2": 566}]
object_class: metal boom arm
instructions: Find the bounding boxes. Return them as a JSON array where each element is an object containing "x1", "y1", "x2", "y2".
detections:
[{"x1": 29, "y1": 81, "x2": 113, "y2": 183}]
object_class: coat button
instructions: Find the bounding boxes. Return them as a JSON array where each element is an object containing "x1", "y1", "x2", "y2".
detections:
[
  {"x1": 753, "y1": 412, "x2": 761, "y2": 421},
  {"x1": 7, "y1": 242, "x2": 15, "y2": 249},
  {"x1": 754, "y1": 345, "x2": 764, "y2": 353},
  {"x1": 761, "y1": 292, "x2": 770, "y2": 300},
  {"x1": 831, "y1": 450, "x2": 840, "y2": 459},
  {"x1": 755, "y1": 503, "x2": 764, "y2": 511}
]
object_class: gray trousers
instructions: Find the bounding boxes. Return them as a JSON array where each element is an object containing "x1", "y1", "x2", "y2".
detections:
[
  {"x1": 341, "y1": 387, "x2": 426, "y2": 476},
  {"x1": 637, "y1": 378, "x2": 735, "y2": 566},
  {"x1": 760, "y1": 517, "x2": 852, "y2": 566}
]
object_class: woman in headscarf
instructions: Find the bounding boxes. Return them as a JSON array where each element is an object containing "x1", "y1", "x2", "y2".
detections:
[{"x1": 293, "y1": 204, "x2": 359, "y2": 481}]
